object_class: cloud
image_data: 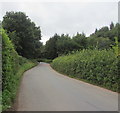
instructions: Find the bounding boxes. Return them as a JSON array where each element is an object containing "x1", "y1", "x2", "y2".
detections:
[{"x1": 0, "y1": 2, "x2": 118, "y2": 44}]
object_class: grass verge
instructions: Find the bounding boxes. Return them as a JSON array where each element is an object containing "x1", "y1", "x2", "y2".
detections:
[{"x1": 2, "y1": 60, "x2": 37, "y2": 111}]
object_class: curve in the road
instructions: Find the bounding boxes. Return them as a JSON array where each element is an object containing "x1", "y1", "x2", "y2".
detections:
[{"x1": 17, "y1": 62, "x2": 118, "y2": 111}]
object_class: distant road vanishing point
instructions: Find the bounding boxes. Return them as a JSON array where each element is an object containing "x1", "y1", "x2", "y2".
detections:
[{"x1": 16, "y1": 62, "x2": 118, "y2": 111}]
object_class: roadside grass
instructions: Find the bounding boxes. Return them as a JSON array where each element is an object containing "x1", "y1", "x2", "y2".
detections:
[{"x1": 2, "y1": 60, "x2": 37, "y2": 111}]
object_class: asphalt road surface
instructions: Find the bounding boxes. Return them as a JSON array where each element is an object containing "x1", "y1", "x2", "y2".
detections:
[{"x1": 17, "y1": 62, "x2": 118, "y2": 111}]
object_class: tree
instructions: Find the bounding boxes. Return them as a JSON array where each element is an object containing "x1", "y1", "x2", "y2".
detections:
[
  {"x1": 56, "y1": 34, "x2": 79, "y2": 55},
  {"x1": 72, "y1": 32, "x2": 87, "y2": 49},
  {"x1": 2, "y1": 11, "x2": 42, "y2": 59},
  {"x1": 110, "y1": 22, "x2": 114, "y2": 30},
  {"x1": 45, "y1": 34, "x2": 59, "y2": 59},
  {"x1": 87, "y1": 37, "x2": 113, "y2": 49}
]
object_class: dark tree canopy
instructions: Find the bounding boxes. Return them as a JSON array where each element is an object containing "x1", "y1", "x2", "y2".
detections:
[
  {"x1": 72, "y1": 32, "x2": 87, "y2": 49},
  {"x1": 2, "y1": 12, "x2": 119, "y2": 60},
  {"x1": 2, "y1": 11, "x2": 42, "y2": 59},
  {"x1": 45, "y1": 34, "x2": 59, "y2": 59},
  {"x1": 110, "y1": 22, "x2": 114, "y2": 30},
  {"x1": 42, "y1": 22, "x2": 119, "y2": 59},
  {"x1": 90, "y1": 22, "x2": 119, "y2": 41}
]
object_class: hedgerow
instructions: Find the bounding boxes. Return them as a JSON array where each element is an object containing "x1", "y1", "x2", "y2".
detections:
[
  {"x1": 51, "y1": 49, "x2": 119, "y2": 92},
  {"x1": 36, "y1": 58, "x2": 52, "y2": 63},
  {"x1": 1, "y1": 29, "x2": 37, "y2": 111}
]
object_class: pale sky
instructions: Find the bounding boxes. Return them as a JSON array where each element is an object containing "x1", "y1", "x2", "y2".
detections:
[{"x1": 0, "y1": 0, "x2": 119, "y2": 44}]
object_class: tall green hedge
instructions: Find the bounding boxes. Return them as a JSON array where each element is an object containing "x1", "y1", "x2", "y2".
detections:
[
  {"x1": 2, "y1": 28, "x2": 18, "y2": 110},
  {"x1": 51, "y1": 49, "x2": 119, "y2": 92},
  {"x1": 1, "y1": 29, "x2": 37, "y2": 110}
]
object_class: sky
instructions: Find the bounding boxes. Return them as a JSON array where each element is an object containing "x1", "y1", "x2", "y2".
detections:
[{"x1": 0, "y1": 0, "x2": 119, "y2": 44}]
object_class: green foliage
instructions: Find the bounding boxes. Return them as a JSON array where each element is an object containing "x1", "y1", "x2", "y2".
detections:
[
  {"x1": 45, "y1": 34, "x2": 58, "y2": 59},
  {"x1": 72, "y1": 32, "x2": 87, "y2": 50},
  {"x1": 43, "y1": 22, "x2": 119, "y2": 60},
  {"x1": 2, "y1": 11, "x2": 42, "y2": 59},
  {"x1": 44, "y1": 33, "x2": 87, "y2": 59},
  {"x1": 112, "y1": 37, "x2": 120, "y2": 56},
  {"x1": 90, "y1": 22, "x2": 120, "y2": 42},
  {"x1": 57, "y1": 34, "x2": 81, "y2": 55},
  {"x1": 51, "y1": 49, "x2": 119, "y2": 92},
  {"x1": 1, "y1": 29, "x2": 37, "y2": 111},
  {"x1": 37, "y1": 58, "x2": 52, "y2": 63},
  {"x1": 2, "y1": 28, "x2": 18, "y2": 89},
  {"x1": 87, "y1": 37, "x2": 113, "y2": 49},
  {"x1": 110, "y1": 22, "x2": 114, "y2": 30}
]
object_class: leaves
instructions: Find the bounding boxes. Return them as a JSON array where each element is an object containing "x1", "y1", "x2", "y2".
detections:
[
  {"x1": 2, "y1": 11, "x2": 42, "y2": 59},
  {"x1": 51, "y1": 49, "x2": 119, "y2": 92},
  {"x1": 1, "y1": 28, "x2": 37, "y2": 111}
]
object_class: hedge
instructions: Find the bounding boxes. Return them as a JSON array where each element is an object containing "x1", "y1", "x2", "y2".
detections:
[
  {"x1": 51, "y1": 49, "x2": 119, "y2": 92},
  {"x1": 1, "y1": 29, "x2": 37, "y2": 111}
]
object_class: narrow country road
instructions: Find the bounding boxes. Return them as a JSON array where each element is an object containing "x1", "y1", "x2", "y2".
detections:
[{"x1": 17, "y1": 62, "x2": 118, "y2": 111}]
